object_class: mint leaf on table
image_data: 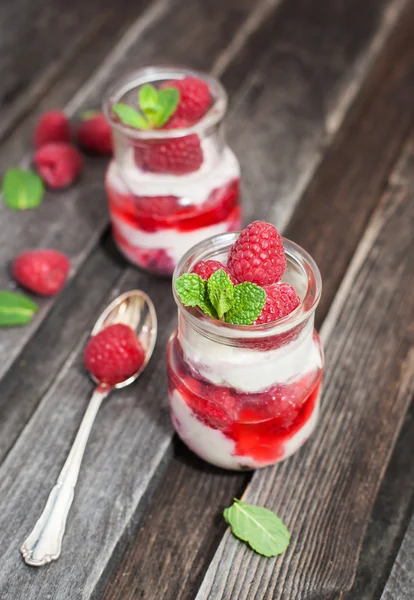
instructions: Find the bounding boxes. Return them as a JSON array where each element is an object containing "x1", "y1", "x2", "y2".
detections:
[
  {"x1": 2, "y1": 168, "x2": 45, "y2": 210},
  {"x1": 112, "y1": 104, "x2": 150, "y2": 129},
  {"x1": 224, "y1": 282, "x2": 266, "y2": 325},
  {"x1": 224, "y1": 499, "x2": 290, "y2": 557},
  {"x1": 207, "y1": 269, "x2": 234, "y2": 319},
  {"x1": 0, "y1": 291, "x2": 39, "y2": 327}
]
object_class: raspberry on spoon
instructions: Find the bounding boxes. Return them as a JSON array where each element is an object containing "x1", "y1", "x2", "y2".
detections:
[
  {"x1": 84, "y1": 323, "x2": 145, "y2": 386},
  {"x1": 228, "y1": 220, "x2": 286, "y2": 286},
  {"x1": 77, "y1": 112, "x2": 112, "y2": 155}
]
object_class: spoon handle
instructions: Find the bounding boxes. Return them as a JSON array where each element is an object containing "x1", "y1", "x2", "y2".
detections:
[{"x1": 20, "y1": 386, "x2": 110, "y2": 567}]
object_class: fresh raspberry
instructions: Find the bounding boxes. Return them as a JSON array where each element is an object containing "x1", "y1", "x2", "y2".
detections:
[
  {"x1": 84, "y1": 323, "x2": 145, "y2": 385},
  {"x1": 192, "y1": 260, "x2": 237, "y2": 285},
  {"x1": 34, "y1": 142, "x2": 83, "y2": 189},
  {"x1": 162, "y1": 77, "x2": 211, "y2": 123},
  {"x1": 33, "y1": 111, "x2": 71, "y2": 148},
  {"x1": 77, "y1": 113, "x2": 112, "y2": 154},
  {"x1": 141, "y1": 116, "x2": 203, "y2": 175},
  {"x1": 227, "y1": 221, "x2": 286, "y2": 286},
  {"x1": 12, "y1": 249, "x2": 70, "y2": 296},
  {"x1": 254, "y1": 283, "x2": 300, "y2": 324}
]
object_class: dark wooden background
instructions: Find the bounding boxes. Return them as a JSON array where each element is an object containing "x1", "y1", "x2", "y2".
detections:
[{"x1": 0, "y1": 0, "x2": 413, "y2": 599}]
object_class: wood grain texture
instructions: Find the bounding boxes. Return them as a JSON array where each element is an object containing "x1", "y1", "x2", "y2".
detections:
[
  {"x1": 98, "y1": 2, "x2": 414, "y2": 599},
  {"x1": 195, "y1": 140, "x2": 414, "y2": 599},
  {"x1": 0, "y1": 0, "x2": 150, "y2": 144},
  {"x1": 0, "y1": 265, "x2": 176, "y2": 600},
  {"x1": 344, "y1": 400, "x2": 414, "y2": 600},
  {"x1": 380, "y1": 513, "x2": 414, "y2": 600},
  {"x1": 226, "y1": 0, "x2": 408, "y2": 231},
  {"x1": 0, "y1": 0, "x2": 270, "y2": 384}
]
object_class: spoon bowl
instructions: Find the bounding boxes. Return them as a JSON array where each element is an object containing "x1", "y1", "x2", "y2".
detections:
[{"x1": 89, "y1": 290, "x2": 157, "y2": 388}]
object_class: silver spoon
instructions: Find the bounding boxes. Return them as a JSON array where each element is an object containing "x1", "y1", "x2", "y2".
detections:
[{"x1": 20, "y1": 290, "x2": 157, "y2": 567}]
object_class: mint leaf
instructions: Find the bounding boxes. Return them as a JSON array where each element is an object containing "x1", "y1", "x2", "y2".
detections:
[
  {"x1": 175, "y1": 274, "x2": 207, "y2": 307},
  {"x1": 224, "y1": 282, "x2": 266, "y2": 325},
  {"x1": 112, "y1": 104, "x2": 149, "y2": 129},
  {"x1": 207, "y1": 269, "x2": 234, "y2": 319},
  {"x1": 2, "y1": 168, "x2": 44, "y2": 210},
  {"x1": 224, "y1": 499, "x2": 290, "y2": 557},
  {"x1": 139, "y1": 84, "x2": 160, "y2": 126},
  {"x1": 157, "y1": 87, "x2": 179, "y2": 127},
  {"x1": 175, "y1": 274, "x2": 218, "y2": 318},
  {"x1": 0, "y1": 291, "x2": 39, "y2": 327}
]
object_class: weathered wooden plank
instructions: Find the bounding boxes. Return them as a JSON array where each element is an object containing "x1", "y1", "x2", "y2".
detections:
[
  {"x1": 380, "y1": 512, "x2": 414, "y2": 600},
  {"x1": 0, "y1": 265, "x2": 176, "y2": 600},
  {"x1": 343, "y1": 399, "x2": 414, "y2": 600},
  {"x1": 99, "y1": 3, "x2": 414, "y2": 599},
  {"x1": 226, "y1": 0, "x2": 408, "y2": 231},
  {"x1": 0, "y1": 0, "x2": 276, "y2": 382},
  {"x1": 195, "y1": 141, "x2": 414, "y2": 599},
  {"x1": 0, "y1": 0, "x2": 150, "y2": 144}
]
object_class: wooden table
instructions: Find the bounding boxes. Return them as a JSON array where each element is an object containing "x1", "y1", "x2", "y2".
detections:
[{"x1": 0, "y1": 0, "x2": 413, "y2": 598}]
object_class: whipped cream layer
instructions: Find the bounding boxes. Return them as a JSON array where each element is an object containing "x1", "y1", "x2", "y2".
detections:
[
  {"x1": 113, "y1": 138, "x2": 240, "y2": 204},
  {"x1": 113, "y1": 214, "x2": 234, "y2": 264},
  {"x1": 180, "y1": 319, "x2": 321, "y2": 393},
  {"x1": 170, "y1": 389, "x2": 320, "y2": 470}
]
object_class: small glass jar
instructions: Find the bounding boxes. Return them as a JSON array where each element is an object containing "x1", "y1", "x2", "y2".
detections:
[
  {"x1": 103, "y1": 66, "x2": 241, "y2": 276},
  {"x1": 167, "y1": 232, "x2": 324, "y2": 470}
]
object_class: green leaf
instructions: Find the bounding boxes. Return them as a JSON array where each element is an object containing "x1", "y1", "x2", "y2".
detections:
[
  {"x1": 175, "y1": 274, "x2": 207, "y2": 307},
  {"x1": 223, "y1": 499, "x2": 290, "y2": 557},
  {"x1": 224, "y1": 282, "x2": 266, "y2": 325},
  {"x1": 112, "y1": 103, "x2": 149, "y2": 129},
  {"x1": 175, "y1": 274, "x2": 218, "y2": 319},
  {"x1": 156, "y1": 87, "x2": 180, "y2": 127},
  {"x1": 138, "y1": 84, "x2": 160, "y2": 126},
  {"x1": 2, "y1": 168, "x2": 45, "y2": 211},
  {"x1": 0, "y1": 291, "x2": 39, "y2": 327},
  {"x1": 207, "y1": 269, "x2": 234, "y2": 319}
]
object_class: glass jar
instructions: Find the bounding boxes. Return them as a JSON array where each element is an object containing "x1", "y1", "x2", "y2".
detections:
[
  {"x1": 167, "y1": 232, "x2": 324, "y2": 470},
  {"x1": 103, "y1": 66, "x2": 241, "y2": 276}
]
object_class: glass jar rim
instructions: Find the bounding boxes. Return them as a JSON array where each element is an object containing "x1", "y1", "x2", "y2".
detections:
[
  {"x1": 102, "y1": 65, "x2": 228, "y2": 140},
  {"x1": 172, "y1": 231, "x2": 322, "y2": 341}
]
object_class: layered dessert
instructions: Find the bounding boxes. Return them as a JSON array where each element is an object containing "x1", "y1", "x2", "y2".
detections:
[
  {"x1": 167, "y1": 221, "x2": 324, "y2": 470},
  {"x1": 103, "y1": 67, "x2": 241, "y2": 275}
]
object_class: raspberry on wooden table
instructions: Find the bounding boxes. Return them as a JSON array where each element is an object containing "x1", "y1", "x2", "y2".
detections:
[
  {"x1": 34, "y1": 142, "x2": 83, "y2": 189},
  {"x1": 84, "y1": 323, "x2": 145, "y2": 386},
  {"x1": 228, "y1": 221, "x2": 286, "y2": 286},
  {"x1": 192, "y1": 260, "x2": 237, "y2": 284},
  {"x1": 254, "y1": 283, "x2": 300, "y2": 325},
  {"x1": 162, "y1": 77, "x2": 211, "y2": 123},
  {"x1": 33, "y1": 111, "x2": 71, "y2": 148},
  {"x1": 12, "y1": 249, "x2": 70, "y2": 296},
  {"x1": 77, "y1": 113, "x2": 112, "y2": 155}
]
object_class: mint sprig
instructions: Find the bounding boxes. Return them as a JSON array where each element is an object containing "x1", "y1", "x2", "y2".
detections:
[
  {"x1": 113, "y1": 83, "x2": 179, "y2": 130},
  {"x1": 224, "y1": 498, "x2": 290, "y2": 557},
  {"x1": 174, "y1": 269, "x2": 265, "y2": 325}
]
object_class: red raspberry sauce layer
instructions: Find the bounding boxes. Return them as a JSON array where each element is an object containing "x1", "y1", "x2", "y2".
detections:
[{"x1": 167, "y1": 335, "x2": 322, "y2": 465}]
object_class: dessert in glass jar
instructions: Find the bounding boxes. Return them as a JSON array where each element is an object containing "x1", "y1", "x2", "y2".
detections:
[
  {"x1": 103, "y1": 66, "x2": 241, "y2": 275},
  {"x1": 167, "y1": 221, "x2": 324, "y2": 470}
]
